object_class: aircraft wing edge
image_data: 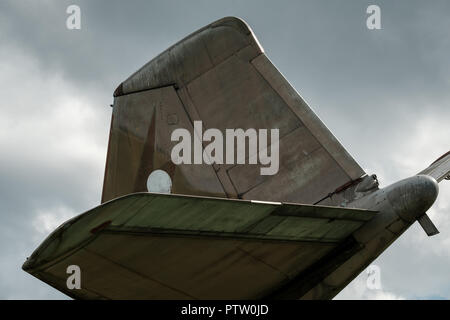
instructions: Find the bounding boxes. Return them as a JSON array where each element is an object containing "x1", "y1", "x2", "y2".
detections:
[
  {"x1": 23, "y1": 192, "x2": 376, "y2": 273},
  {"x1": 419, "y1": 150, "x2": 450, "y2": 182}
]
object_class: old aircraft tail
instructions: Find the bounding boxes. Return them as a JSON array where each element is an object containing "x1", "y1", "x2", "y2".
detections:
[
  {"x1": 419, "y1": 151, "x2": 450, "y2": 183},
  {"x1": 23, "y1": 17, "x2": 447, "y2": 300}
]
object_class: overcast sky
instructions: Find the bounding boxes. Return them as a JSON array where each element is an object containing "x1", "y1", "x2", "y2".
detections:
[{"x1": 0, "y1": 0, "x2": 449, "y2": 299}]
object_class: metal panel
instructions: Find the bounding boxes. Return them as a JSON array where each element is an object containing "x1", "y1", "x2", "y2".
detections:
[
  {"x1": 45, "y1": 248, "x2": 191, "y2": 299},
  {"x1": 103, "y1": 86, "x2": 226, "y2": 202},
  {"x1": 117, "y1": 17, "x2": 262, "y2": 96},
  {"x1": 23, "y1": 192, "x2": 376, "y2": 272},
  {"x1": 228, "y1": 126, "x2": 320, "y2": 195},
  {"x1": 251, "y1": 54, "x2": 365, "y2": 181},
  {"x1": 186, "y1": 54, "x2": 301, "y2": 138},
  {"x1": 29, "y1": 234, "x2": 336, "y2": 299}
]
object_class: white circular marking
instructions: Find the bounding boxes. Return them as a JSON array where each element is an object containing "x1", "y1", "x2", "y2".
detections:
[{"x1": 146, "y1": 170, "x2": 172, "y2": 193}]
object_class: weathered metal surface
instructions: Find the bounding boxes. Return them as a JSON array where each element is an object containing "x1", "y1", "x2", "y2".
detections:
[
  {"x1": 300, "y1": 174, "x2": 441, "y2": 299},
  {"x1": 115, "y1": 17, "x2": 262, "y2": 97},
  {"x1": 23, "y1": 192, "x2": 376, "y2": 299},
  {"x1": 250, "y1": 54, "x2": 365, "y2": 181},
  {"x1": 29, "y1": 235, "x2": 335, "y2": 299},
  {"x1": 102, "y1": 86, "x2": 227, "y2": 202}
]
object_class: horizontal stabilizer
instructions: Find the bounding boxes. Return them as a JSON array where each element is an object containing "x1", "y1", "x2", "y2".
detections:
[
  {"x1": 23, "y1": 192, "x2": 376, "y2": 299},
  {"x1": 419, "y1": 151, "x2": 450, "y2": 183}
]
